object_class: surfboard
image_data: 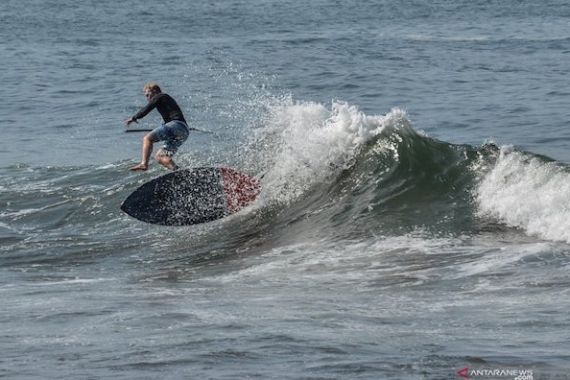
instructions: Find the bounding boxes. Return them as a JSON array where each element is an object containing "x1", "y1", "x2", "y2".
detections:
[{"x1": 120, "y1": 167, "x2": 261, "y2": 226}]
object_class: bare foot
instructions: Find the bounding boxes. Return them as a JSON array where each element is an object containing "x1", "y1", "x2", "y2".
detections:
[
  {"x1": 130, "y1": 163, "x2": 148, "y2": 171},
  {"x1": 157, "y1": 157, "x2": 178, "y2": 171}
]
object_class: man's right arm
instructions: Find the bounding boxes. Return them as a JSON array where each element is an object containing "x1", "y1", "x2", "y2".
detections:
[{"x1": 131, "y1": 98, "x2": 158, "y2": 122}]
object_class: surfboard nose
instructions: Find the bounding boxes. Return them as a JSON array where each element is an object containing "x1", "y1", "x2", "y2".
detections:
[{"x1": 219, "y1": 167, "x2": 262, "y2": 214}]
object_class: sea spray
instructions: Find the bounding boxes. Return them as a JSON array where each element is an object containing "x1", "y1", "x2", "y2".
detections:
[{"x1": 253, "y1": 98, "x2": 412, "y2": 204}]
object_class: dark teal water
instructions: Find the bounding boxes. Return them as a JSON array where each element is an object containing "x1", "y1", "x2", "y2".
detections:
[{"x1": 1, "y1": 1, "x2": 570, "y2": 378}]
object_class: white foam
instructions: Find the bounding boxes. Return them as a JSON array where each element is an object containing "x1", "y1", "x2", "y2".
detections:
[
  {"x1": 476, "y1": 147, "x2": 570, "y2": 243},
  {"x1": 29, "y1": 278, "x2": 113, "y2": 287},
  {"x1": 256, "y1": 99, "x2": 411, "y2": 204},
  {"x1": 0, "y1": 207, "x2": 46, "y2": 218},
  {"x1": 210, "y1": 233, "x2": 464, "y2": 286}
]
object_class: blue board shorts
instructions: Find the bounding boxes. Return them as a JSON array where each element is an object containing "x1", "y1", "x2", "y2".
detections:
[{"x1": 148, "y1": 120, "x2": 189, "y2": 157}]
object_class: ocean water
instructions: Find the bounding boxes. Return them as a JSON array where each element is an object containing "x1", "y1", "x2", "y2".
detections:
[{"x1": 1, "y1": 0, "x2": 570, "y2": 379}]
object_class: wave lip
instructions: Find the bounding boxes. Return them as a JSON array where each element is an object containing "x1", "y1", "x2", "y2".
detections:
[{"x1": 476, "y1": 146, "x2": 570, "y2": 243}]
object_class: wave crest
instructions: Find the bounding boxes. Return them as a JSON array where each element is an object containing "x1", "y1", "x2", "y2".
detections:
[{"x1": 255, "y1": 99, "x2": 412, "y2": 204}]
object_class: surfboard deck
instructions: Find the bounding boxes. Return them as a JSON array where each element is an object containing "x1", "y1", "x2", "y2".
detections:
[{"x1": 120, "y1": 167, "x2": 261, "y2": 226}]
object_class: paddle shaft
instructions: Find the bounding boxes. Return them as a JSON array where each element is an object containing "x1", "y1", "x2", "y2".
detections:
[
  {"x1": 124, "y1": 127, "x2": 214, "y2": 134},
  {"x1": 124, "y1": 129, "x2": 153, "y2": 133}
]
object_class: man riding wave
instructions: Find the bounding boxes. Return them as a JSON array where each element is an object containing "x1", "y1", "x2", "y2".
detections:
[{"x1": 125, "y1": 82, "x2": 189, "y2": 171}]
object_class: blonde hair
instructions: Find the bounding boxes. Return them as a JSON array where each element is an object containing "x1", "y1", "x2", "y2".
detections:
[{"x1": 143, "y1": 81, "x2": 162, "y2": 93}]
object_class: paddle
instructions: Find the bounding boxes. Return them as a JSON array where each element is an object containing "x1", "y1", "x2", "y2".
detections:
[
  {"x1": 124, "y1": 127, "x2": 215, "y2": 134},
  {"x1": 124, "y1": 128, "x2": 153, "y2": 133}
]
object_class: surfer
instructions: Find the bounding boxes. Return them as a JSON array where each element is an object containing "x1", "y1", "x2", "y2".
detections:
[{"x1": 124, "y1": 82, "x2": 189, "y2": 171}]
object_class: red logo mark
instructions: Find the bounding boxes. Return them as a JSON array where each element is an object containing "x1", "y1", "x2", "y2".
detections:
[{"x1": 457, "y1": 367, "x2": 469, "y2": 379}]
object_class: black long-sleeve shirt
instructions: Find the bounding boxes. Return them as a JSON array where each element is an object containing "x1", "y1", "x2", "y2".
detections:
[{"x1": 132, "y1": 93, "x2": 186, "y2": 124}]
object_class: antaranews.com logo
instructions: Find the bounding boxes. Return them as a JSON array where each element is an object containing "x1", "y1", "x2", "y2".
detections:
[{"x1": 457, "y1": 367, "x2": 534, "y2": 380}]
